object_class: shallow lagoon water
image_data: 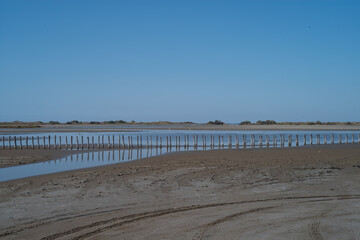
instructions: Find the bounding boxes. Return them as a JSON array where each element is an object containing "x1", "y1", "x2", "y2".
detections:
[{"x1": 0, "y1": 130, "x2": 359, "y2": 182}]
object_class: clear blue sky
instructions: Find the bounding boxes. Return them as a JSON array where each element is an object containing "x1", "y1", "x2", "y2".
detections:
[{"x1": 1, "y1": 0, "x2": 359, "y2": 123}]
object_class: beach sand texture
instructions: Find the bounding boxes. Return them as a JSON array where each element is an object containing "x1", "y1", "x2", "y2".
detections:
[{"x1": 1, "y1": 145, "x2": 360, "y2": 239}]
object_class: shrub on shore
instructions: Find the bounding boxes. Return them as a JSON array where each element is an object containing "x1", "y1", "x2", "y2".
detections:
[
  {"x1": 239, "y1": 121, "x2": 252, "y2": 125},
  {"x1": 208, "y1": 120, "x2": 224, "y2": 125},
  {"x1": 256, "y1": 120, "x2": 277, "y2": 125}
]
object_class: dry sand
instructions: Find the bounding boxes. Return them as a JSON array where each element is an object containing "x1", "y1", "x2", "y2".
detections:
[{"x1": 1, "y1": 145, "x2": 360, "y2": 239}]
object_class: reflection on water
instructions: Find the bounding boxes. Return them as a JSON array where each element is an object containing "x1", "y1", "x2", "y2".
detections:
[{"x1": 1, "y1": 131, "x2": 360, "y2": 182}]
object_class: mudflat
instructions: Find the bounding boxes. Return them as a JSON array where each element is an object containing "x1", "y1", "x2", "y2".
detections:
[{"x1": 1, "y1": 145, "x2": 360, "y2": 239}]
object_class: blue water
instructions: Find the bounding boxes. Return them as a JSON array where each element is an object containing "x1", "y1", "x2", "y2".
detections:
[
  {"x1": 0, "y1": 130, "x2": 359, "y2": 182},
  {"x1": 1, "y1": 129, "x2": 359, "y2": 148}
]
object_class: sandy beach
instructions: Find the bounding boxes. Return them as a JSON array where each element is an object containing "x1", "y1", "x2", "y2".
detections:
[{"x1": 1, "y1": 144, "x2": 360, "y2": 239}]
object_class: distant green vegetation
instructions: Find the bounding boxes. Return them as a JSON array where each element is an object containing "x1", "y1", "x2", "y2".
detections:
[
  {"x1": 207, "y1": 120, "x2": 224, "y2": 125},
  {"x1": 239, "y1": 121, "x2": 252, "y2": 125},
  {"x1": 256, "y1": 120, "x2": 277, "y2": 125}
]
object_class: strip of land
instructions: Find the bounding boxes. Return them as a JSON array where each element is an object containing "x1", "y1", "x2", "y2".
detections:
[
  {"x1": 1, "y1": 124, "x2": 360, "y2": 132},
  {"x1": 1, "y1": 145, "x2": 360, "y2": 239}
]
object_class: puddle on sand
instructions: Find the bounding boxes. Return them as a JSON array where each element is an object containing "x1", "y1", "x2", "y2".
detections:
[{"x1": 0, "y1": 146, "x2": 225, "y2": 182}]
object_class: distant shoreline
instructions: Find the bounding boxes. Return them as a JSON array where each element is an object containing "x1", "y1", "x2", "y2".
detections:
[{"x1": 1, "y1": 124, "x2": 360, "y2": 132}]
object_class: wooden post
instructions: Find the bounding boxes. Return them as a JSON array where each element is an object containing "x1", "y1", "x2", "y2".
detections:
[
  {"x1": 112, "y1": 135, "x2": 115, "y2": 148},
  {"x1": 221, "y1": 136, "x2": 224, "y2": 148},
  {"x1": 65, "y1": 136, "x2": 68, "y2": 149},
  {"x1": 37, "y1": 136, "x2": 40, "y2": 149},
  {"x1": 150, "y1": 136, "x2": 153, "y2": 148},
  {"x1": 339, "y1": 134, "x2": 342, "y2": 144},
  {"x1": 108, "y1": 135, "x2": 111, "y2": 148},
  {"x1": 218, "y1": 135, "x2": 221, "y2": 148},
  {"x1": 236, "y1": 135, "x2": 239, "y2": 148},
  {"x1": 274, "y1": 135, "x2": 277, "y2": 146},
  {"x1": 266, "y1": 135, "x2": 269, "y2": 147},
  {"x1": 345, "y1": 134, "x2": 348, "y2": 144},
  {"x1": 169, "y1": 136, "x2": 172, "y2": 148},
  {"x1": 352, "y1": 134, "x2": 354, "y2": 144},
  {"x1": 102, "y1": 135, "x2": 105, "y2": 149},
  {"x1": 9, "y1": 136, "x2": 11, "y2": 150},
  {"x1": 32, "y1": 136, "x2": 34, "y2": 149},
  {"x1": 156, "y1": 136, "x2": 158, "y2": 148},
  {"x1": 296, "y1": 135, "x2": 299, "y2": 146},
  {"x1": 310, "y1": 134, "x2": 313, "y2": 145},
  {"x1": 87, "y1": 136, "x2": 90, "y2": 149},
  {"x1": 122, "y1": 135, "x2": 125, "y2": 148},
  {"x1": 59, "y1": 136, "x2": 62, "y2": 149},
  {"x1": 128, "y1": 136, "x2": 131, "y2": 148},
  {"x1": 54, "y1": 135, "x2": 57, "y2": 149},
  {"x1": 2, "y1": 136, "x2": 5, "y2": 149},
  {"x1": 243, "y1": 135, "x2": 246, "y2": 148},
  {"x1": 137, "y1": 136, "x2": 139, "y2": 148},
  {"x1": 71, "y1": 136, "x2": 73, "y2": 150},
  {"x1": 47, "y1": 135, "x2": 50, "y2": 149},
  {"x1": 303, "y1": 134, "x2": 306, "y2": 145},
  {"x1": 76, "y1": 136, "x2": 79, "y2": 150},
  {"x1": 43, "y1": 136, "x2": 45, "y2": 149},
  {"x1": 19, "y1": 136, "x2": 23, "y2": 149},
  {"x1": 14, "y1": 136, "x2": 17, "y2": 149},
  {"x1": 192, "y1": 136, "x2": 195, "y2": 149},
  {"x1": 288, "y1": 134, "x2": 291, "y2": 147},
  {"x1": 166, "y1": 136, "x2": 169, "y2": 149},
  {"x1": 331, "y1": 134, "x2": 334, "y2": 144},
  {"x1": 324, "y1": 134, "x2": 327, "y2": 144},
  {"x1": 228, "y1": 135, "x2": 231, "y2": 148},
  {"x1": 92, "y1": 136, "x2": 95, "y2": 149},
  {"x1": 147, "y1": 136, "x2": 149, "y2": 148},
  {"x1": 81, "y1": 136, "x2": 84, "y2": 149}
]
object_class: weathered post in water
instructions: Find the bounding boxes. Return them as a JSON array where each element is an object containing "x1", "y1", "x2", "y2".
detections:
[
  {"x1": 316, "y1": 134, "x2": 320, "y2": 145},
  {"x1": 32, "y1": 136, "x2": 35, "y2": 149},
  {"x1": 43, "y1": 136, "x2": 46, "y2": 149},
  {"x1": 59, "y1": 136, "x2": 62, "y2": 149},
  {"x1": 122, "y1": 135, "x2": 125, "y2": 148},
  {"x1": 288, "y1": 135, "x2": 292, "y2": 147},
  {"x1": 266, "y1": 135, "x2": 269, "y2": 147},
  {"x1": 295, "y1": 135, "x2": 299, "y2": 146},
  {"x1": 71, "y1": 136, "x2": 73, "y2": 150},
  {"x1": 76, "y1": 136, "x2": 79, "y2": 150},
  {"x1": 14, "y1": 136, "x2": 17, "y2": 149},
  {"x1": 37, "y1": 136, "x2": 40, "y2": 149},
  {"x1": 345, "y1": 134, "x2": 348, "y2": 144},
  {"x1": 339, "y1": 134, "x2": 342, "y2": 144},
  {"x1": 19, "y1": 136, "x2": 22, "y2": 149},
  {"x1": 3, "y1": 136, "x2": 5, "y2": 149},
  {"x1": 324, "y1": 134, "x2": 327, "y2": 144},
  {"x1": 303, "y1": 134, "x2": 306, "y2": 146},
  {"x1": 9, "y1": 136, "x2": 11, "y2": 150},
  {"x1": 331, "y1": 134, "x2": 334, "y2": 144},
  {"x1": 228, "y1": 135, "x2": 231, "y2": 148},
  {"x1": 352, "y1": 134, "x2": 355, "y2": 144},
  {"x1": 87, "y1": 137, "x2": 89, "y2": 149},
  {"x1": 310, "y1": 134, "x2": 313, "y2": 145},
  {"x1": 81, "y1": 136, "x2": 84, "y2": 149}
]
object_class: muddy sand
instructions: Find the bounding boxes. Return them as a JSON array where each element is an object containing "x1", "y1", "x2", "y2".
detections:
[{"x1": 1, "y1": 145, "x2": 360, "y2": 239}]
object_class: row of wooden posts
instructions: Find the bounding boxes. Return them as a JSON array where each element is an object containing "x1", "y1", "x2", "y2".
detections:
[{"x1": 1, "y1": 133, "x2": 360, "y2": 150}]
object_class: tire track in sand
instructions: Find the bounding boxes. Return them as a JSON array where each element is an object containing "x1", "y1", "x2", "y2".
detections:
[{"x1": 36, "y1": 194, "x2": 360, "y2": 240}]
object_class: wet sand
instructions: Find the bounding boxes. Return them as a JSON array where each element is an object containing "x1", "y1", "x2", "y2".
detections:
[{"x1": 1, "y1": 145, "x2": 360, "y2": 239}]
